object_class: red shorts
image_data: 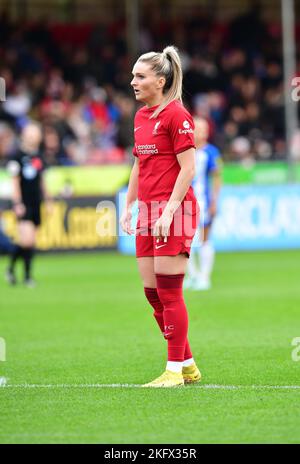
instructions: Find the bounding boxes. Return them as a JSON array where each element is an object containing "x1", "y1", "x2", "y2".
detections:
[{"x1": 135, "y1": 211, "x2": 199, "y2": 258}]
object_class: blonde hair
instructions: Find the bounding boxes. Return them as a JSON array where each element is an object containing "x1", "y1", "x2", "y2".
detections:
[{"x1": 136, "y1": 45, "x2": 183, "y2": 119}]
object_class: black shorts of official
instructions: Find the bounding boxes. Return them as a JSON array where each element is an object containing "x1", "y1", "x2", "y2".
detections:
[{"x1": 20, "y1": 204, "x2": 41, "y2": 227}]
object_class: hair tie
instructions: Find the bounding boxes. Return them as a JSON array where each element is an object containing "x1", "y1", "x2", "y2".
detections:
[{"x1": 164, "y1": 52, "x2": 171, "y2": 63}]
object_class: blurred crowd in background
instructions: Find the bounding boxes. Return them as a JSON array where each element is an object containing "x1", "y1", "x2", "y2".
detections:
[{"x1": 0, "y1": 2, "x2": 300, "y2": 167}]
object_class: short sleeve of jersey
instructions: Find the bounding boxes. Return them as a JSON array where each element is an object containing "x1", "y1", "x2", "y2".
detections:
[
  {"x1": 207, "y1": 145, "x2": 221, "y2": 173},
  {"x1": 7, "y1": 157, "x2": 21, "y2": 177},
  {"x1": 167, "y1": 106, "x2": 195, "y2": 155}
]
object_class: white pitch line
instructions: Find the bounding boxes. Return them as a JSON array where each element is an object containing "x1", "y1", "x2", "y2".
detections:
[{"x1": 1, "y1": 383, "x2": 300, "y2": 390}]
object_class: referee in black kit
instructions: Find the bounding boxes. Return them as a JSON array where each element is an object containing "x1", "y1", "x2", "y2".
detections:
[{"x1": 6, "y1": 122, "x2": 52, "y2": 287}]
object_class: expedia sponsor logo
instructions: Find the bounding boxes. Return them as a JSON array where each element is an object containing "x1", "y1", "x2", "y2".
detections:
[{"x1": 179, "y1": 120, "x2": 193, "y2": 134}]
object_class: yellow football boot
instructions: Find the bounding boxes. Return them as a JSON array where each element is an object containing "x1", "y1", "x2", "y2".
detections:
[
  {"x1": 142, "y1": 370, "x2": 184, "y2": 388},
  {"x1": 182, "y1": 363, "x2": 202, "y2": 384}
]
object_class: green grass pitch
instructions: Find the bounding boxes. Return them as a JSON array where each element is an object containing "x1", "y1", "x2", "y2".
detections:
[{"x1": 0, "y1": 250, "x2": 299, "y2": 444}]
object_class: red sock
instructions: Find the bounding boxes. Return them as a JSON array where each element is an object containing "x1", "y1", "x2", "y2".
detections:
[
  {"x1": 144, "y1": 287, "x2": 164, "y2": 333},
  {"x1": 184, "y1": 340, "x2": 193, "y2": 361},
  {"x1": 144, "y1": 287, "x2": 193, "y2": 360},
  {"x1": 156, "y1": 274, "x2": 189, "y2": 362}
]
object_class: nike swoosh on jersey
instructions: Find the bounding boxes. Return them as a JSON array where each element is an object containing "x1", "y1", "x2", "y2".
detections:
[{"x1": 134, "y1": 126, "x2": 142, "y2": 132}]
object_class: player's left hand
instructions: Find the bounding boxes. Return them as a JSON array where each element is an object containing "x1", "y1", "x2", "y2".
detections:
[{"x1": 153, "y1": 210, "x2": 174, "y2": 241}]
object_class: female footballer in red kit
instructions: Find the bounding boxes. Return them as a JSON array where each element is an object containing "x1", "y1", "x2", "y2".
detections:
[{"x1": 120, "y1": 46, "x2": 201, "y2": 387}]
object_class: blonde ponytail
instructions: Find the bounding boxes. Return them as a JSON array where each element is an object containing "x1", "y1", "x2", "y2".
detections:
[{"x1": 136, "y1": 45, "x2": 183, "y2": 119}]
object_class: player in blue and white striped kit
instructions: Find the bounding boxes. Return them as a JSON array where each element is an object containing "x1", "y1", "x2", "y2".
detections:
[{"x1": 185, "y1": 117, "x2": 222, "y2": 290}]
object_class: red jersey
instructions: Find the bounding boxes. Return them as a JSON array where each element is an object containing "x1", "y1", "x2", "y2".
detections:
[{"x1": 133, "y1": 100, "x2": 198, "y2": 226}]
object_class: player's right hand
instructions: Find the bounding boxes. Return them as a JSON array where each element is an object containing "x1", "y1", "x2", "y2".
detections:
[
  {"x1": 14, "y1": 203, "x2": 26, "y2": 218},
  {"x1": 120, "y1": 208, "x2": 134, "y2": 235}
]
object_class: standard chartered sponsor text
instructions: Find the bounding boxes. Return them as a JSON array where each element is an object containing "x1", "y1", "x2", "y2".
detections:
[{"x1": 136, "y1": 144, "x2": 159, "y2": 155}]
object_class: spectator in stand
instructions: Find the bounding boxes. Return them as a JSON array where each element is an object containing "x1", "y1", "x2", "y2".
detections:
[
  {"x1": 0, "y1": 123, "x2": 18, "y2": 166},
  {"x1": 230, "y1": 136, "x2": 255, "y2": 166},
  {"x1": 0, "y1": 4, "x2": 296, "y2": 165},
  {"x1": 115, "y1": 93, "x2": 135, "y2": 162},
  {"x1": 42, "y1": 125, "x2": 75, "y2": 166}
]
